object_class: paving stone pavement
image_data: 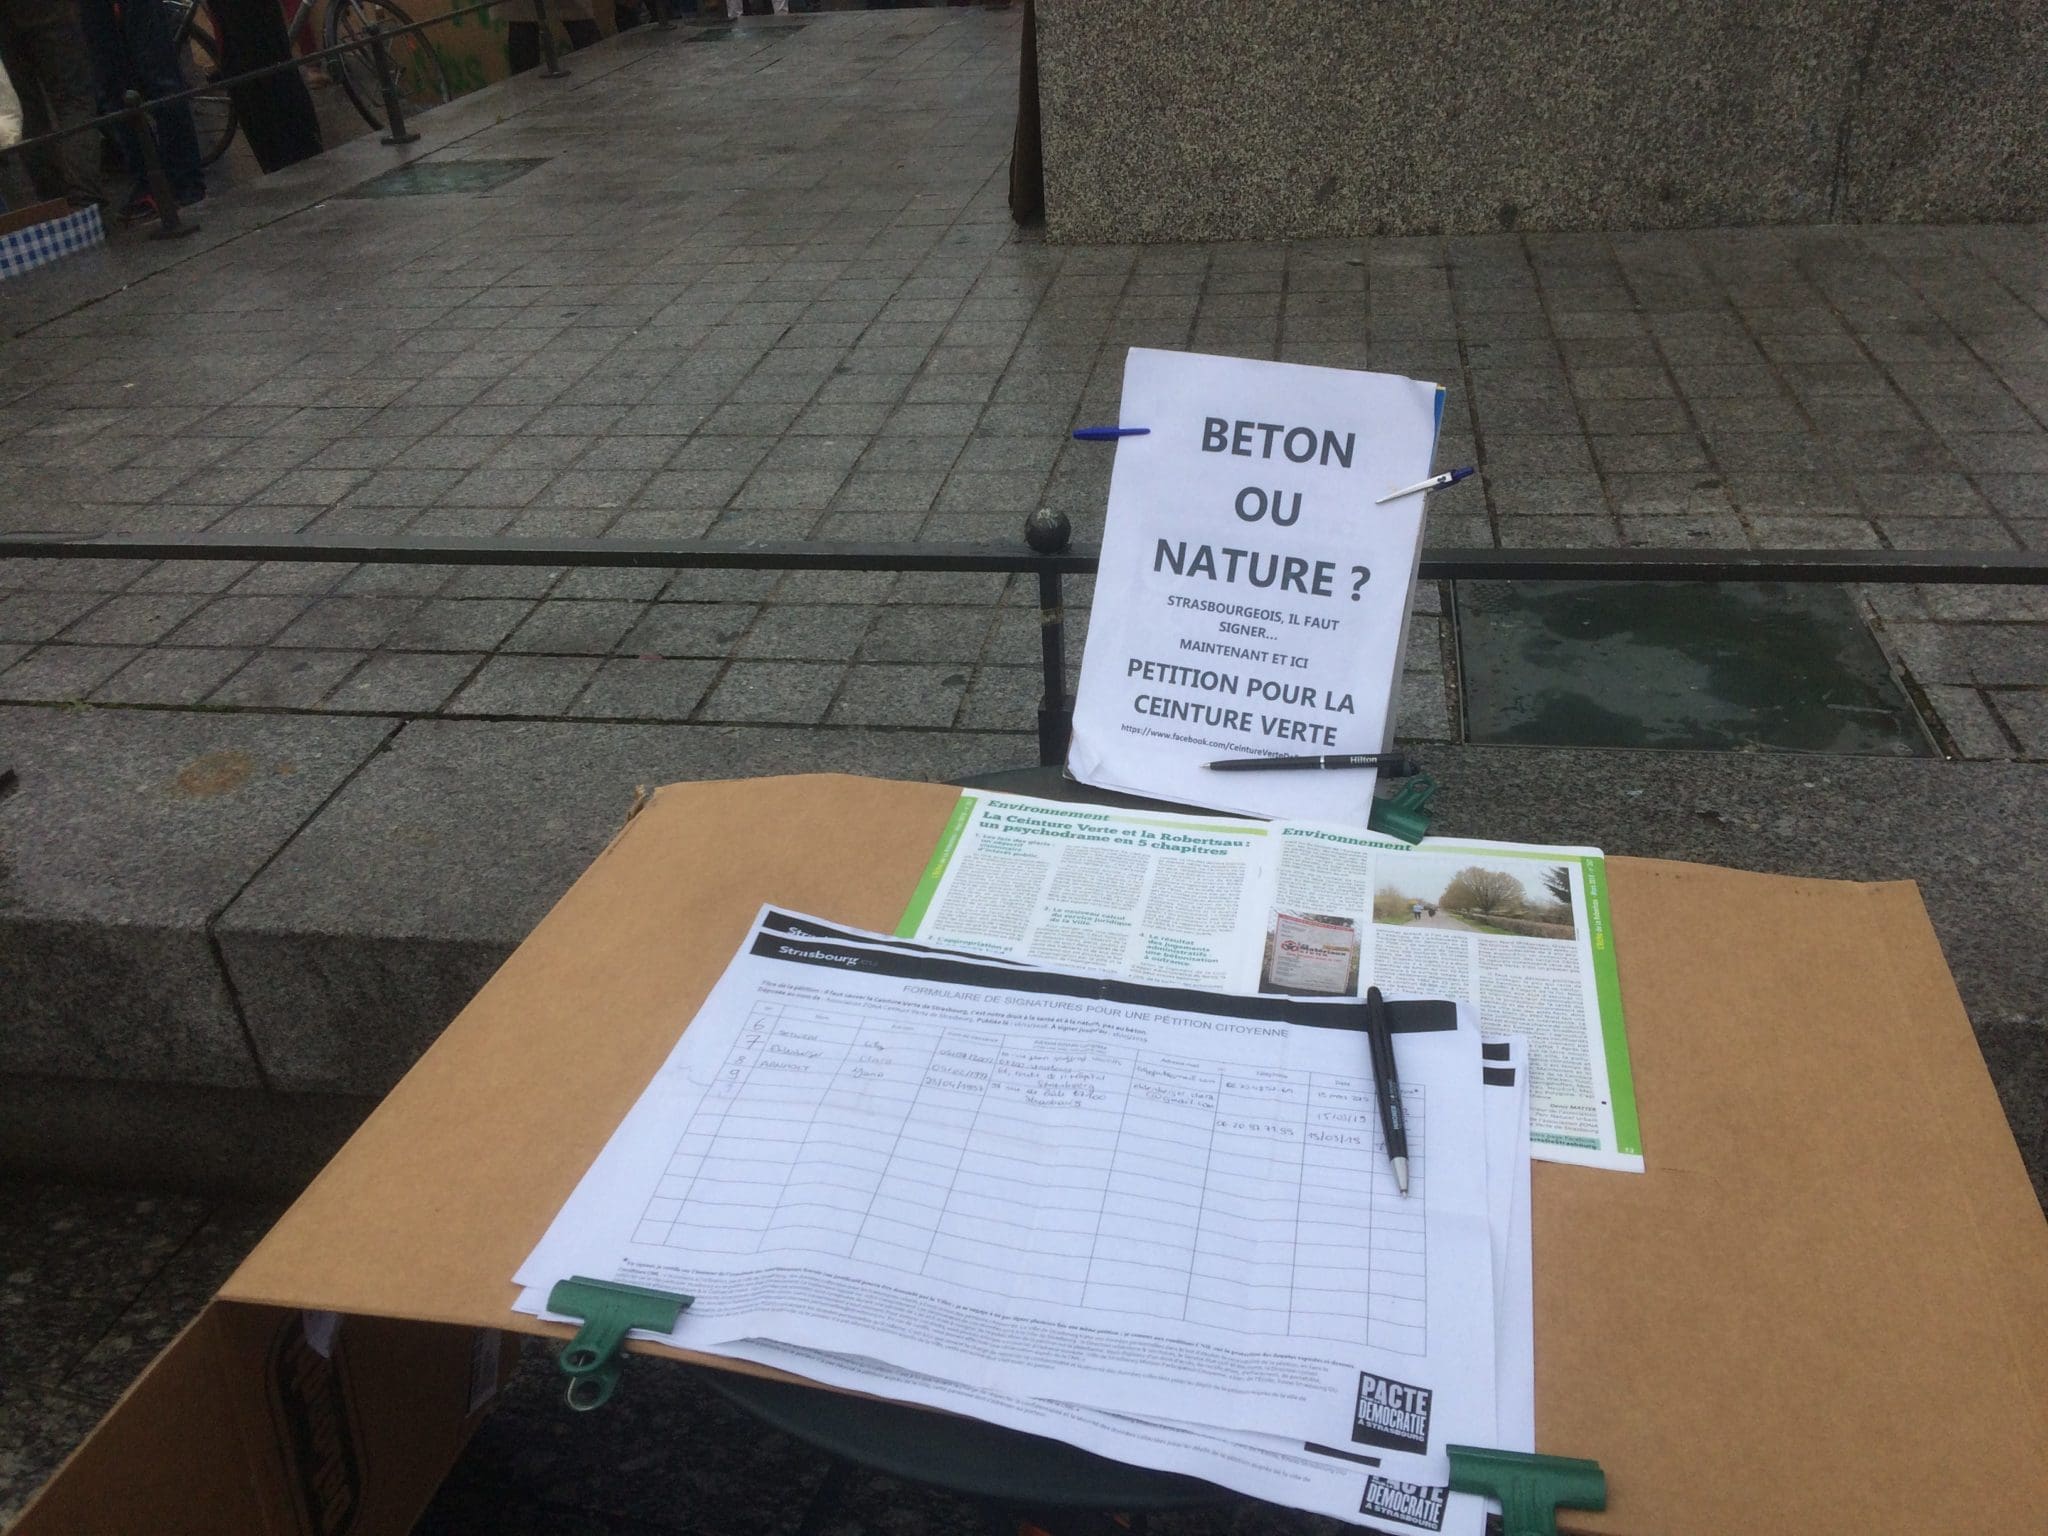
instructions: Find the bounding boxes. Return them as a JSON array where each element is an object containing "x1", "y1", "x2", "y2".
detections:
[{"x1": 0, "y1": 7, "x2": 2041, "y2": 755}]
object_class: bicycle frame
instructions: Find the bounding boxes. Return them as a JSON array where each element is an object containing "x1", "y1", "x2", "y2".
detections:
[
  {"x1": 173, "y1": 0, "x2": 326, "y2": 62},
  {"x1": 170, "y1": 0, "x2": 455, "y2": 145}
]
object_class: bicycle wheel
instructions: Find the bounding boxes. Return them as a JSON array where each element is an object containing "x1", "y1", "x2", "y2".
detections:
[
  {"x1": 174, "y1": 1, "x2": 239, "y2": 166},
  {"x1": 323, "y1": 0, "x2": 454, "y2": 131}
]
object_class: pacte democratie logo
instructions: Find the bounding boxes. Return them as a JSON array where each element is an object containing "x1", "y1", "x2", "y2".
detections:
[
  {"x1": 1359, "y1": 1475, "x2": 1449, "y2": 1531},
  {"x1": 1351, "y1": 1370, "x2": 1432, "y2": 1453}
]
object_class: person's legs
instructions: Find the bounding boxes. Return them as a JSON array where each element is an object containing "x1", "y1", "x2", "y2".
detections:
[
  {"x1": 512, "y1": 14, "x2": 601, "y2": 68},
  {"x1": 1, "y1": 0, "x2": 107, "y2": 206},
  {"x1": 73, "y1": 0, "x2": 151, "y2": 205},
  {"x1": 118, "y1": 0, "x2": 204, "y2": 202},
  {"x1": 507, "y1": 20, "x2": 541, "y2": 73},
  {"x1": 211, "y1": 0, "x2": 321, "y2": 173},
  {"x1": 0, "y1": 11, "x2": 57, "y2": 204}
]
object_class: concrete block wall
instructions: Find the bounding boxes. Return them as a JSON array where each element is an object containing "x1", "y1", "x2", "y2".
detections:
[
  {"x1": 1034, "y1": 1, "x2": 2048, "y2": 241},
  {"x1": 0, "y1": 705, "x2": 1024, "y2": 1189},
  {"x1": 7, "y1": 703, "x2": 2042, "y2": 1202}
]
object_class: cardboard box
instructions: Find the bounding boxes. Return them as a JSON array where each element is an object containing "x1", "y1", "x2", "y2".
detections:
[
  {"x1": 0, "y1": 198, "x2": 104, "y2": 283},
  {"x1": 0, "y1": 199, "x2": 72, "y2": 239},
  {"x1": 17, "y1": 775, "x2": 2048, "y2": 1533},
  {"x1": 11, "y1": 1305, "x2": 515, "y2": 1534}
]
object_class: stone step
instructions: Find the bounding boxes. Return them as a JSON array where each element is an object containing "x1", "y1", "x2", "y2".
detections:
[{"x1": 4, "y1": 704, "x2": 2041, "y2": 1201}]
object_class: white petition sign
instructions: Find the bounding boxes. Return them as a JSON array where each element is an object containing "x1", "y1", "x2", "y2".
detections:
[{"x1": 1068, "y1": 348, "x2": 1442, "y2": 823}]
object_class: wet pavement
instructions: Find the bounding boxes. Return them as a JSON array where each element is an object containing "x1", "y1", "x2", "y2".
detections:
[{"x1": 1, "y1": 8, "x2": 2044, "y2": 756}]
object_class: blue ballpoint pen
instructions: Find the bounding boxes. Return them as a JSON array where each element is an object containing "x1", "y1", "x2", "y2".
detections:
[
  {"x1": 1072, "y1": 426, "x2": 1151, "y2": 441},
  {"x1": 1375, "y1": 465, "x2": 1475, "y2": 503}
]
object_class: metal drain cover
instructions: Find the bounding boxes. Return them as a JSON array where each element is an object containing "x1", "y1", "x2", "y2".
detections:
[
  {"x1": 342, "y1": 158, "x2": 549, "y2": 199},
  {"x1": 1454, "y1": 579, "x2": 1931, "y2": 756}
]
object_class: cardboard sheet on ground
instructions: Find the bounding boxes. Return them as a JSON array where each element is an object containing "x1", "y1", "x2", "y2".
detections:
[
  {"x1": 515, "y1": 907, "x2": 1500, "y2": 1455},
  {"x1": 1067, "y1": 348, "x2": 1441, "y2": 823}
]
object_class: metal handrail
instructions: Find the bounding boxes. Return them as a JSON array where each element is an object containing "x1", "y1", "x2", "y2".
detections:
[
  {"x1": 3, "y1": 534, "x2": 2043, "y2": 585},
  {"x1": 5, "y1": 534, "x2": 2042, "y2": 766},
  {"x1": 0, "y1": 533, "x2": 1096, "y2": 573}
]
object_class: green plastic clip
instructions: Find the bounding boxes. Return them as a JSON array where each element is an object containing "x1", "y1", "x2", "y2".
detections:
[
  {"x1": 1446, "y1": 1445, "x2": 1607, "y2": 1536},
  {"x1": 1367, "y1": 772, "x2": 1437, "y2": 846},
  {"x1": 547, "y1": 1275, "x2": 693, "y2": 1412}
]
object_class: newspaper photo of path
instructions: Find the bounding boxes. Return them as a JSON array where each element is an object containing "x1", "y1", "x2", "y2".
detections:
[{"x1": 1373, "y1": 857, "x2": 1577, "y2": 942}]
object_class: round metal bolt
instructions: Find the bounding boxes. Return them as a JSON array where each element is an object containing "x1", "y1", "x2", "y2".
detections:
[{"x1": 1024, "y1": 508, "x2": 1071, "y2": 554}]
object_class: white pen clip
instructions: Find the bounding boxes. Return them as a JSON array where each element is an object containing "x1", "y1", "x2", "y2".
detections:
[{"x1": 1376, "y1": 466, "x2": 1475, "y2": 504}]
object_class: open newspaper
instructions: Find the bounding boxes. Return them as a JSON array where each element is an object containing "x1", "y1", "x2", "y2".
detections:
[{"x1": 899, "y1": 791, "x2": 1642, "y2": 1173}]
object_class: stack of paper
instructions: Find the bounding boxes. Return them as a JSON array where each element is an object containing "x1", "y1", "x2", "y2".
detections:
[{"x1": 515, "y1": 908, "x2": 1534, "y2": 1533}]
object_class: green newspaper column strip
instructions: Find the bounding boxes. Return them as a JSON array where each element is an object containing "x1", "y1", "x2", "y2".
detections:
[
  {"x1": 1580, "y1": 856, "x2": 1642, "y2": 1158},
  {"x1": 896, "y1": 794, "x2": 977, "y2": 936}
]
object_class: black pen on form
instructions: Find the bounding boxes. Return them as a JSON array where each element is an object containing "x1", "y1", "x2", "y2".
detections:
[
  {"x1": 1205, "y1": 751, "x2": 1422, "y2": 775},
  {"x1": 1365, "y1": 985, "x2": 1409, "y2": 1197}
]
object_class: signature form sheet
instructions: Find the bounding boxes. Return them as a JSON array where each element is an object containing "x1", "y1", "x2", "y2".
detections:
[
  {"x1": 515, "y1": 908, "x2": 1498, "y2": 1457},
  {"x1": 723, "y1": 1037, "x2": 1532, "y2": 1535}
]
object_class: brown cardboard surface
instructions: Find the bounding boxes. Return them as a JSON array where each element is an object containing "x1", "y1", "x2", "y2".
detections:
[
  {"x1": 0, "y1": 199, "x2": 69, "y2": 239},
  {"x1": 226, "y1": 775, "x2": 964, "y2": 1326},
  {"x1": 218, "y1": 774, "x2": 2048, "y2": 1534},
  {"x1": 12, "y1": 1303, "x2": 507, "y2": 1535},
  {"x1": 1538, "y1": 860, "x2": 2048, "y2": 1533},
  {"x1": 10, "y1": 1309, "x2": 266, "y2": 1535}
]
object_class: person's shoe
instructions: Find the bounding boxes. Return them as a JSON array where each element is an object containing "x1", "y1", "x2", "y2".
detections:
[{"x1": 119, "y1": 187, "x2": 204, "y2": 225}]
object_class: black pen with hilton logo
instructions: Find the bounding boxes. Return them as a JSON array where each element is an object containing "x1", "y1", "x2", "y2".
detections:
[{"x1": 1206, "y1": 751, "x2": 1422, "y2": 775}]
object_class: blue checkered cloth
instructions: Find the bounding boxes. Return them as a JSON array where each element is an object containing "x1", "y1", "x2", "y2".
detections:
[{"x1": 0, "y1": 203, "x2": 106, "y2": 281}]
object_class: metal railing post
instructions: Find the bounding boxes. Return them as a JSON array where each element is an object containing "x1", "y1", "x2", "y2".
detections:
[
  {"x1": 1025, "y1": 510, "x2": 1073, "y2": 768},
  {"x1": 123, "y1": 90, "x2": 196, "y2": 240},
  {"x1": 1035, "y1": 565, "x2": 1070, "y2": 768},
  {"x1": 532, "y1": 0, "x2": 569, "y2": 77},
  {"x1": 371, "y1": 21, "x2": 421, "y2": 145}
]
